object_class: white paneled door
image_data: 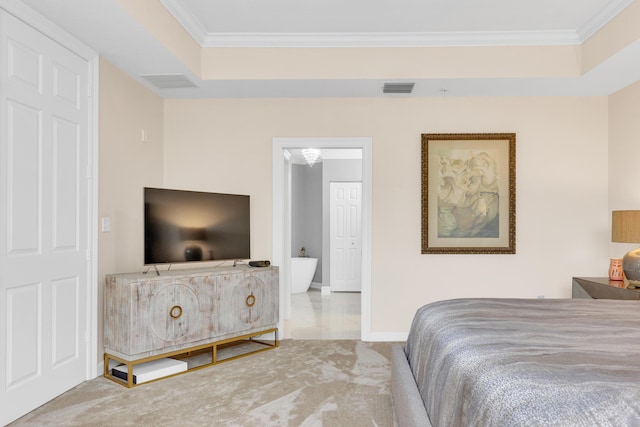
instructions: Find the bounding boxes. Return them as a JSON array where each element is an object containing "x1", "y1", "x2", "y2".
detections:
[
  {"x1": 0, "y1": 9, "x2": 92, "y2": 425},
  {"x1": 330, "y1": 182, "x2": 362, "y2": 292}
]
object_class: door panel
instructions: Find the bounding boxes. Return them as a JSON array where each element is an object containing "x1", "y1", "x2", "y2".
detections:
[
  {"x1": 330, "y1": 182, "x2": 362, "y2": 292},
  {"x1": 217, "y1": 270, "x2": 279, "y2": 334},
  {"x1": 6, "y1": 282, "x2": 41, "y2": 388},
  {"x1": 53, "y1": 116, "x2": 79, "y2": 250},
  {"x1": 52, "y1": 276, "x2": 80, "y2": 365},
  {"x1": 7, "y1": 36, "x2": 42, "y2": 91},
  {"x1": 0, "y1": 9, "x2": 91, "y2": 425},
  {"x1": 52, "y1": 62, "x2": 80, "y2": 108},
  {"x1": 7, "y1": 100, "x2": 41, "y2": 254}
]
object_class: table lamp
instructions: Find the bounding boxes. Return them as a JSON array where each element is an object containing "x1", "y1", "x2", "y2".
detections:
[{"x1": 611, "y1": 210, "x2": 640, "y2": 285}]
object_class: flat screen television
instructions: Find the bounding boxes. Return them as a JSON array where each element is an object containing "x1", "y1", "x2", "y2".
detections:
[{"x1": 144, "y1": 187, "x2": 250, "y2": 265}]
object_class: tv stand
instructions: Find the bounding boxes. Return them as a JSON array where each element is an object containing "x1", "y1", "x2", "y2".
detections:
[
  {"x1": 103, "y1": 265, "x2": 279, "y2": 387},
  {"x1": 142, "y1": 264, "x2": 161, "y2": 276}
]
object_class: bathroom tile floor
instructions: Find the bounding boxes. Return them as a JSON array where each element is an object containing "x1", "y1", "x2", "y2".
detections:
[{"x1": 283, "y1": 288, "x2": 361, "y2": 339}]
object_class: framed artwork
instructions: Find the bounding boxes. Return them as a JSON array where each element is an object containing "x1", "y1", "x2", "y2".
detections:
[{"x1": 421, "y1": 133, "x2": 516, "y2": 254}]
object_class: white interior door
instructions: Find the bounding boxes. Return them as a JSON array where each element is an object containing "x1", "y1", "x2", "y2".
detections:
[
  {"x1": 0, "y1": 10, "x2": 91, "y2": 425},
  {"x1": 330, "y1": 182, "x2": 362, "y2": 292}
]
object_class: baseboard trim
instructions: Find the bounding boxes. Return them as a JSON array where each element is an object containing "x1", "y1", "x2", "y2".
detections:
[{"x1": 309, "y1": 281, "x2": 322, "y2": 290}]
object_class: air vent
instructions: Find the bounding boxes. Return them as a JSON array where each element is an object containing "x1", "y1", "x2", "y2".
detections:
[
  {"x1": 140, "y1": 74, "x2": 197, "y2": 89},
  {"x1": 383, "y1": 82, "x2": 415, "y2": 94}
]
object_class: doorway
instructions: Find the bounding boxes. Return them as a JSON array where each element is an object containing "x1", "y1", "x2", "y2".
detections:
[{"x1": 272, "y1": 138, "x2": 372, "y2": 340}]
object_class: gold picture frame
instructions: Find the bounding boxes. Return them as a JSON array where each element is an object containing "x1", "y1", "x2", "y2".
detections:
[{"x1": 421, "y1": 133, "x2": 516, "y2": 254}]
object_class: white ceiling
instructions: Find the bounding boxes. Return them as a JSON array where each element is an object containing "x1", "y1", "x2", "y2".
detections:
[
  {"x1": 17, "y1": 0, "x2": 640, "y2": 98},
  {"x1": 162, "y1": 0, "x2": 627, "y2": 45}
]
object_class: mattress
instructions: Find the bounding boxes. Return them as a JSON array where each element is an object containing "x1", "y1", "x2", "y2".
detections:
[{"x1": 405, "y1": 298, "x2": 640, "y2": 426}]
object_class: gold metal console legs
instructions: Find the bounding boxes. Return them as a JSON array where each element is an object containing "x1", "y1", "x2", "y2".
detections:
[{"x1": 104, "y1": 328, "x2": 278, "y2": 388}]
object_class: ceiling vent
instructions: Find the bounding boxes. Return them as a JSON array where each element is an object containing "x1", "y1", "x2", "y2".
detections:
[
  {"x1": 383, "y1": 82, "x2": 415, "y2": 94},
  {"x1": 140, "y1": 74, "x2": 197, "y2": 89}
]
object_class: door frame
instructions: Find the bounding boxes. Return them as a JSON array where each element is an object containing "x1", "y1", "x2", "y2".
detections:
[
  {"x1": 0, "y1": 0, "x2": 99, "y2": 380},
  {"x1": 272, "y1": 137, "x2": 372, "y2": 340}
]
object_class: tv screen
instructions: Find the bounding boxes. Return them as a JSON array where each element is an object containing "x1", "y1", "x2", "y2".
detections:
[{"x1": 144, "y1": 187, "x2": 250, "y2": 265}]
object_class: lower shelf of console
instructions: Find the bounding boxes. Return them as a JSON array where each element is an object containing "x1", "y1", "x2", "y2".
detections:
[{"x1": 104, "y1": 328, "x2": 278, "y2": 388}]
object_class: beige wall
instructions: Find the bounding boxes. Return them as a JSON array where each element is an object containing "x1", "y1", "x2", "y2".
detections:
[
  {"x1": 583, "y1": 0, "x2": 640, "y2": 73},
  {"x1": 115, "y1": 0, "x2": 201, "y2": 75},
  {"x1": 163, "y1": 96, "x2": 609, "y2": 335},
  {"x1": 200, "y1": 45, "x2": 581, "y2": 80},
  {"x1": 609, "y1": 80, "x2": 640, "y2": 258},
  {"x1": 98, "y1": 58, "x2": 164, "y2": 354},
  {"x1": 92, "y1": 0, "x2": 640, "y2": 355},
  {"x1": 96, "y1": 65, "x2": 612, "y2": 341}
]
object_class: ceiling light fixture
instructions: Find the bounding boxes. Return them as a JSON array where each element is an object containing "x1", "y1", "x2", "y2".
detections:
[{"x1": 301, "y1": 148, "x2": 322, "y2": 167}]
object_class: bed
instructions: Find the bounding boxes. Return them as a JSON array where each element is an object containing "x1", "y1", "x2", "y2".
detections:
[{"x1": 391, "y1": 298, "x2": 640, "y2": 427}]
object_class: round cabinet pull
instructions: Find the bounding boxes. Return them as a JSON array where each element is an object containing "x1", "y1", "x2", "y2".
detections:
[
  {"x1": 169, "y1": 305, "x2": 183, "y2": 319},
  {"x1": 246, "y1": 294, "x2": 256, "y2": 307}
]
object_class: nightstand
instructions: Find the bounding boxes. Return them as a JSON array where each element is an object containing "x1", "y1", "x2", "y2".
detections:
[{"x1": 572, "y1": 277, "x2": 640, "y2": 300}]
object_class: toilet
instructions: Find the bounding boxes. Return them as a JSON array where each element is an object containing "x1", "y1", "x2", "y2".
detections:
[{"x1": 291, "y1": 257, "x2": 318, "y2": 294}]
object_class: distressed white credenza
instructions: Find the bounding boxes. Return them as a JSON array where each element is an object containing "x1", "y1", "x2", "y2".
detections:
[{"x1": 103, "y1": 265, "x2": 279, "y2": 387}]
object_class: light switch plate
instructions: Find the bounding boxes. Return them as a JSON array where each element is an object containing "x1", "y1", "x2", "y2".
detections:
[{"x1": 101, "y1": 217, "x2": 111, "y2": 232}]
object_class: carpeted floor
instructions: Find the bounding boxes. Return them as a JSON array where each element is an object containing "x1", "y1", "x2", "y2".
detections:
[{"x1": 9, "y1": 340, "x2": 398, "y2": 426}]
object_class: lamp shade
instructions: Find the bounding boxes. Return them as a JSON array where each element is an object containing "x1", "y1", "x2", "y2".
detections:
[
  {"x1": 612, "y1": 210, "x2": 640, "y2": 286},
  {"x1": 611, "y1": 210, "x2": 640, "y2": 243}
]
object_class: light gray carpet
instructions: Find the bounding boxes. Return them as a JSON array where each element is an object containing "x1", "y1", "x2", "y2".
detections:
[{"x1": 10, "y1": 340, "x2": 397, "y2": 426}]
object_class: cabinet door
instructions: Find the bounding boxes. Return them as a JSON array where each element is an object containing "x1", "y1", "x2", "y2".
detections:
[
  {"x1": 216, "y1": 269, "x2": 278, "y2": 335},
  {"x1": 130, "y1": 275, "x2": 215, "y2": 355}
]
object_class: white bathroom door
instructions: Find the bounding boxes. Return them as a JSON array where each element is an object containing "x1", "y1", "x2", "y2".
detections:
[
  {"x1": 0, "y1": 10, "x2": 92, "y2": 425},
  {"x1": 330, "y1": 182, "x2": 362, "y2": 292}
]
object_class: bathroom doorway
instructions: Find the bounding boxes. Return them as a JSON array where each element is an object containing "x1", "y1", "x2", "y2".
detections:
[{"x1": 272, "y1": 138, "x2": 372, "y2": 340}]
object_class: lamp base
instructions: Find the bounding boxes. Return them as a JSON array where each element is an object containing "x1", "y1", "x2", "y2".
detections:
[
  {"x1": 622, "y1": 248, "x2": 640, "y2": 285},
  {"x1": 184, "y1": 245, "x2": 203, "y2": 262}
]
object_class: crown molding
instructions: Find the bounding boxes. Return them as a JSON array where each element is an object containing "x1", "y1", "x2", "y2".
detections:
[
  {"x1": 577, "y1": 0, "x2": 634, "y2": 42},
  {"x1": 199, "y1": 30, "x2": 581, "y2": 48},
  {"x1": 159, "y1": 0, "x2": 209, "y2": 44},
  {"x1": 160, "y1": 0, "x2": 631, "y2": 48}
]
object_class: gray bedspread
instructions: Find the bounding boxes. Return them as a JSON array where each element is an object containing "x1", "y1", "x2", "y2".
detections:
[{"x1": 405, "y1": 298, "x2": 640, "y2": 426}]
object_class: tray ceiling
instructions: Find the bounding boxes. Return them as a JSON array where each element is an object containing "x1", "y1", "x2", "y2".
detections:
[{"x1": 16, "y1": 0, "x2": 639, "y2": 98}]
